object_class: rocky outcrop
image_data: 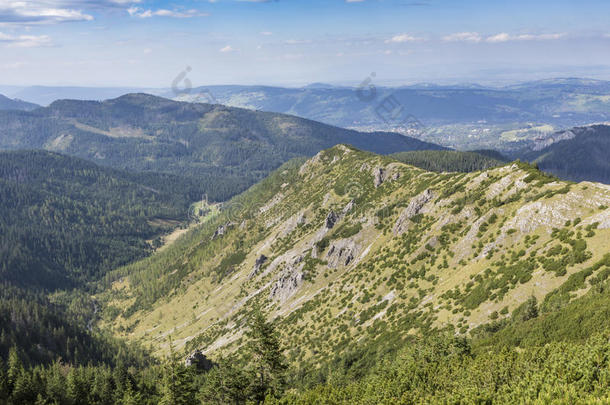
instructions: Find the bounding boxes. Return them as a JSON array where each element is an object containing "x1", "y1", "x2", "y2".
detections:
[
  {"x1": 393, "y1": 189, "x2": 434, "y2": 235},
  {"x1": 532, "y1": 129, "x2": 576, "y2": 151},
  {"x1": 259, "y1": 193, "x2": 284, "y2": 214},
  {"x1": 278, "y1": 211, "x2": 307, "y2": 238},
  {"x1": 249, "y1": 255, "x2": 268, "y2": 279},
  {"x1": 374, "y1": 167, "x2": 386, "y2": 188},
  {"x1": 212, "y1": 222, "x2": 235, "y2": 239},
  {"x1": 343, "y1": 200, "x2": 355, "y2": 215},
  {"x1": 373, "y1": 164, "x2": 402, "y2": 188},
  {"x1": 325, "y1": 210, "x2": 339, "y2": 229},
  {"x1": 185, "y1": 350, "x2": 215, "y2": 371},
  {"x1": 327, "y1": 239, "x2": 359, "y2": 268},
  {"x1": 269, "y1": 256, "x2": 305, "y2": 302}
]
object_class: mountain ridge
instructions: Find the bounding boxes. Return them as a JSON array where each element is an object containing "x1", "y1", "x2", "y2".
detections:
[
  {"x1": 99, "y1": 145, "x2": 610, "y2": 364},
  {"x1": 0, "y1": 93, "x2": 446, "y2": 201},
  {"x1": 520, "y1": 124, "x2": 610, "y2": 184},
  {"x1": 0, "y1": 94, "x2": 39, "y2": 111}
]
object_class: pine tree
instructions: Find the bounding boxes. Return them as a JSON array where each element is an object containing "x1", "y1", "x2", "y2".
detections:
[
  {"x1": 66, "y1": 367, "x2": 87, "y2": 405},
  {"x1": 121, "y1": 380, "x2": 142, "y2": 405},
  {"x1": 0, "y1": 358, "x2": 9, "y2": 400},
  {"x1": 159, "y1": 342, "x2": 196, "y2": 405},
  {"x1": 246, "y1": 310, "x2": 288, "y2": 402},
  {"x1": 521, "y1": 296, "x2": 539, "y2": 322},
  {"x1": 198, "y1": 356, "x2": 248, "y2": 405},
  {"x1": 11, "y1": 369, "x2": 35, "y2": 405},
  {"x1": 7, "y1": 347, "x2": 23, "y2": 390}
]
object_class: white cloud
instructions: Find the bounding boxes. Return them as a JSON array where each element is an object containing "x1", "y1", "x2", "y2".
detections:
[
  {"x1": 108, "y1": 0, "x2": 141, "y2": 4},
  {"x1": 486, "y1": 32, "x2": 565, "y2": 42},
  {"x1": 442, "y1": 32, "x2": 482, "y2": 42},
  {"x1": 284, "y1": 39, "x2": 312, "y2": 44},
  {"x1": 443, "y1": 31, "x2": 565, "y2": 43},
  {"x1": 127, "y1": 7, "x2": 208, "y2": 18},
  {"x1": 260, "y1": 31, "x2": 272, "y2": 36},
  {"x1": 385, "y1": 33, "x2": 424, "y2": 43},
  {"x1": 219, "y1": 45, "x2": 235, "y2": 52},
  {"x1": 0, "y1": 1, "x2": 93, "y2": 25},
  {"x1": 0, "y1": 31, "x2": 51, "y2": 47}
]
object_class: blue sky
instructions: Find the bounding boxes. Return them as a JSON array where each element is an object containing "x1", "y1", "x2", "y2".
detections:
[{"x1": 1, "y1": 0, "x2": 610, "y2": 87}]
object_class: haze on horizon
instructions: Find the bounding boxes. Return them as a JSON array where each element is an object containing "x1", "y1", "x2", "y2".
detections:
[{"x1": 1, "y1": 0, "x2": 610, "y2": 88}]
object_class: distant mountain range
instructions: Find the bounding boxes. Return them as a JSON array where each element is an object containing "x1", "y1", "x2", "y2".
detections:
[
  {"x1": 1, "y1": 86, "x2": 165, "y2": 106},
  {"x1": 0, "y1": 94, "x2": 39, "y2": 111},
  {"x1": 519, "y1": 124, "x2": 610, "y2": 184},
  {"x1": 165, "y1": 77, "x2": 610, "y2": 129},
  {"x1": 0, "y1": 93, "x2": 445, "y2": 201},
  {"x1": 4, "y1": 78, "x2": 610, "y2": 151}
]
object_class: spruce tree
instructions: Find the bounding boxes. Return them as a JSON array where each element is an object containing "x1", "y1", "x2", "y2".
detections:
[
  {"x1": 0, "y1": 358, "x2": 9, "y2": 400},
  {"x1": 159, "y1": 342, "x2": 196, "y2": 405},
  {"x1": 246, "y1": 310, "x2": 287, "y2": 402}
]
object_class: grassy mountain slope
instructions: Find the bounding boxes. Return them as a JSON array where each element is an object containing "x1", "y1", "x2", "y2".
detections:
[
  {"x1": 0, "y1": 150, "x2": 203, "y2": 290},
  {"x1": 0, "y1": 93, "x2": 445, "y2": 201},
  {"x1": 100, "y1": 145, "x2": 610, "y2": 366},
  {"x1": 0, "y1": 94, "x2": 38, "y2": 111},
  {"x1": 521, "y1": 124, "x2": 610, "y2": 184}
]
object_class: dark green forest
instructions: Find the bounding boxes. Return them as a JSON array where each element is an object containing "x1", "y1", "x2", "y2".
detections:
[
  {"x1": 390, "y1": 150, "x2": 507, "y2": 173},
  {"x1": 0, "y1": 150, "x2": 198, "y2": 378},
  {"x1": 520, "y1": 124, "x2": 610, "y2": 184},
  {"x1": 0, "y1": 150, "x2": 204, "y2": 290}
]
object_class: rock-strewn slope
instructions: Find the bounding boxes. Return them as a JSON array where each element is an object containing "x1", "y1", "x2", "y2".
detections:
[{"x1": 102, "y1": 145, "x2": 610, "y2": 366}]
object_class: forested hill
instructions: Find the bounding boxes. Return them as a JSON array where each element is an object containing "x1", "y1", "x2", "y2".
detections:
[
  {"x1": 521, "y1": 124, "x2": 610, "y2": 184},
  {"x1": 0, "y1": 94, "x2": 38, "y2": 111},
  {"x1": 0, "y1": 93, "x2": 445, "y2": 201},
  {"x1": 0, "y1": 149, "x2": 203, "y2": 290},
  {"x1": 390, "y1": 150, "x2": 508, "y2": 173}
]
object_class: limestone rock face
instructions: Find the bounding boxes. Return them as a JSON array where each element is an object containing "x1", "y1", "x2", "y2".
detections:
[
  {"x1": 325, "y1": 210, "x2": 339, "y2": 229},
  {"x1": 393, "y1": 189, "x2": 434, "y2": 235},
  {"x1": 269, "y1": 256, "x2": 305, "y2": 302},
  {"x1": 342, "y1": 200, "x2": 355, "y2": 215},
  {"x1": 185, "y1": 351, "x2": 215, "y2": 371},
  {"x1": 212, "y1": 224, "x2": 226, "y2": 239},
  {"x1": 249, "y1": 255, "x2": 268, "y2": 279},
  {"x1": 212, "y1": 222, "x2": 236, "y2": 239},
  {"x1": 327, "y1": 239, "x2": 359, "y2": 268},
  {"x1": 374, "y1": 167, "x2": 386, "y2": 188}
]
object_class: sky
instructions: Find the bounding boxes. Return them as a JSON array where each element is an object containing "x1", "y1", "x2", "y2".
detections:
[{"x1": 1, "y1": 0, "x2": 610, "y2": 87}]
